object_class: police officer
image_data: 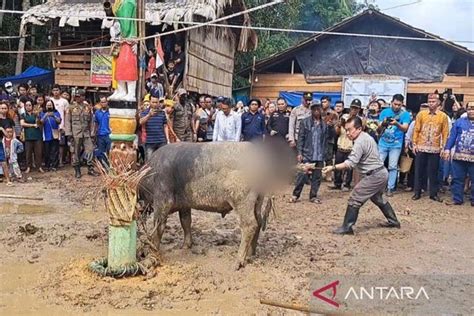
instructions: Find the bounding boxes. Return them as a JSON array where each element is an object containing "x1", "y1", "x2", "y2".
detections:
[
  {"x1": 288, "y1": 92, "x2": 312, "y2": 148},
  {"x1": 65, "y1": 89, "x2": 97, "y2": 178},
  {"x1": 322, "y1": 116, "x2": 400, "y2": 235},
  {"x1": 267, "y1": 97, "x2": 291, "y2": 141},
  {"x1": 170, "y1": 88, "x2": 194, "y2": 142}
]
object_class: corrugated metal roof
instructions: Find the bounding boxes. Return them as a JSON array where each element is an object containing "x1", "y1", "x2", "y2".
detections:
[{"x1": 237, "y1": 9, "x2": 474, "y2": 76}]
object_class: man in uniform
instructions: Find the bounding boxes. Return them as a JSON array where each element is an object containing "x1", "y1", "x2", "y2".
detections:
[
  {"x1": 322, "y1": 116, "x2": 401, "y2": 235},
  {"x1": 288, "y1": 92, "x2": 312, "y2": 149},
  {"x1": 65, "y1": 89, "x2": 97, "y2": 178},
  {"x1": 170, "y1": 89, "x2": 194, "y2": 142}
]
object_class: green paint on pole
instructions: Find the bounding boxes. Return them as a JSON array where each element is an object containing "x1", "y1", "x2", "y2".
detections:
[{"x1": 108, "y1": 220, "x2": 137, "y2": 269}]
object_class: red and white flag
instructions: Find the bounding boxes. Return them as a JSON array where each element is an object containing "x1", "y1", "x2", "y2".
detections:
[{"x1": 155, "y1": 37, "x2": 165, "y2": 68}]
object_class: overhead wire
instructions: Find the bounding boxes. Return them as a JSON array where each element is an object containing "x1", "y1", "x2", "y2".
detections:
[{"x1": 0, "y1": 1, "x2": 473, "y2": 54}]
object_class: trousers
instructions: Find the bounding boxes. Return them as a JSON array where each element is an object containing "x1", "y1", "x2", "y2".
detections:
[
  {"x1": 378, "y1": 145, "x2": 402, "y2": 191},
  {"x1": 44, "y1": 140, "x2": 59, "y2": 169},
  {"x1": 414, "y1": 152, "x2": 440, "y2": 197},
  {"x1": 145, "y1": 142, "x2": 166, "y2": 161},
  {"x1": 25, "y1": 139, "x2": 43, "y2": 169},
  {"x1": 334, "y1": 150, "x2": 353, "y2": 188},
  {"x1": 292, "y1": 161, "x2": 323, "y2": 199},
  {"x1": 349, "y1": 168, "x2": 389, "y2": 208},
  {"x1": 70, "y1": 136, "x2": 94, "y2": 167},
  {"x1": 451, "y1": 159, "x2": 474, "y2": 204}
]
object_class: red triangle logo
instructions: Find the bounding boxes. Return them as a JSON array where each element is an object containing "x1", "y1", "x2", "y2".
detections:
[{"x1": 312, "y1": 280, "x2": 340, "y2": 308}]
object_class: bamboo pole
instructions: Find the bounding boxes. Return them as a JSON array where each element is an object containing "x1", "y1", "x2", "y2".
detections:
[
  {"x1": 260, "y1": 299, "x2": 347, "y2": 315},
  {"x1": 136, "y1": 0, "x2": 146, "y2": 104},
  {"x1": 0, "y1": 194, "x2": 43, "y2": 201}
]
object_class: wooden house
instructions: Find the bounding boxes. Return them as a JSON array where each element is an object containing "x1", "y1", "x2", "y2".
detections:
[
  {"x1": 20, "y1": 0, "x2": 257, "y2": 97},
  {"x1": 237, "y1": 9, "x2": 474, "y2": 109}
]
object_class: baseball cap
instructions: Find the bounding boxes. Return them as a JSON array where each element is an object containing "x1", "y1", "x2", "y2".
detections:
[
  {"x1": 177, "y1": 88, "x2": 187, "y2": 96},
  {"x1": 150, "y1": 73, "x2": 158, "y2": 79},
  {"x1": 159, "y1": 96, "x2": 165, "y2": 102},
  {"x1": 310, "y1": 101, "x2": 321, "y2": 109},
  {"x1": 75, "y1": 89, "x2": 86, "y2": 96},
  {"x1": 303, "y1": 92, "x2": 313, "y2": 101},
  {"x1": 216, "y1": 96, "x2": 225, "y2": 103},
  {"x1": 4, "y1": 81, "x2": 12, "y2": 88},
  {"x1": 350, "y1": 99, "x2": 362, "y2": 108}
]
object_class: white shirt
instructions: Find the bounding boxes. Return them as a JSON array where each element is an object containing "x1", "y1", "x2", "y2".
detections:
[
  {"x1": 51, "y1": 97, "x2": 69, "y2": 130},
  {"x1": 213, "y1": 110, "x2": 241, "y2": 142}
]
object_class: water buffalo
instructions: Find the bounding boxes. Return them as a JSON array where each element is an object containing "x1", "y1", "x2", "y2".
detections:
[{"x1": 139, "y1": 142, "x2": 281, "y2": 269}]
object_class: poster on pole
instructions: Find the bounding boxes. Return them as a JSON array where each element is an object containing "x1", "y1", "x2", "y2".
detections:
[
  {"x1": 90, "y1": 49, "x2": 112, "y2": 86},
  {"x1": 342, "y1": 76, "x2": 408, "y2": 108}
]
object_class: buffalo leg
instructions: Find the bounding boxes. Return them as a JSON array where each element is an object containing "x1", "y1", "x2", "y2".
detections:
[
  {"x1": 235, "y1": 194, "x2": 259, "y2": 270},
  {"x1": 151, "y1": 203, "x2": 170, "y2": 250},
  {"x1": 179, "y1": 208, "x2": 192, "y2": 249},
  {"x1": 250, "y1": 195, "x2": 264, "y2": 256}
]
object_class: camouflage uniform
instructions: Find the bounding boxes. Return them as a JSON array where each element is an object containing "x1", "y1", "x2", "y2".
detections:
[
  {"x1": 171, "y1": 101, "x2": 194, "y2": 142},
  {"x1": 288, "y1": 104, "x2": 311, "y2": 143},
  {"x1": 64, "y1": 101, "x2": 95, "y2": 171}
]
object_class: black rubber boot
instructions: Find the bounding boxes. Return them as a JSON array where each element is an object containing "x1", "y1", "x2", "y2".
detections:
[
  {"x1": 88, "y1": 165, "x2": 98, "y2": 176},
  {"x1": 379, "y1": 202, "x2": 401, "y2": 228},
  {"x1": 333, "y1": 205, "x2": 360, "y2": 235},
  {"x1": 74, "y1": 165, "x2": 81, "y2": 179}
]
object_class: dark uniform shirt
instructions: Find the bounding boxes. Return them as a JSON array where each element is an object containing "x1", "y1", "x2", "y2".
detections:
[
  {"x1": 241, "y1": 111, "x2": 266, "y2": 141},
  {"x1": 267, "y1": 109, "x2": 290, "y2": 138}
]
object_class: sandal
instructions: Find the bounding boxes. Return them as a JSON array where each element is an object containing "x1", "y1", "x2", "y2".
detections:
[{"x1": 310, "y1": 198, "x2": 322, "y2": 204}]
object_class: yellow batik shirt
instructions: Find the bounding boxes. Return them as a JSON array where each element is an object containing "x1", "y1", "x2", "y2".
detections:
[{"x1": 413, "y1": 110, "x2": 449, "y2": 153}]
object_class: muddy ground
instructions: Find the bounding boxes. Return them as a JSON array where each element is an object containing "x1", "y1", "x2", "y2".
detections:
[{"x1": 0, "y1": 168, "x2": 472, "y2": 315}]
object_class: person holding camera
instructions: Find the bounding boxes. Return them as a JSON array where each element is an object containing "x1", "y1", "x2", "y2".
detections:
[
  {"x1": 377, "y1": 94, "x2": 411, "y2": 196},
  {"x1": 412, "y1": 93, "x2": 449, "y2": 202},
  {"x1": 139, "y1": 95, "x2": 170, "y2": 161}
]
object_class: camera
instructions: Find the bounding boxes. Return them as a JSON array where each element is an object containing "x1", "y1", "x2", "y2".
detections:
[{"x1": 381, "y1": 116, "x2": 392, "y2": 127}]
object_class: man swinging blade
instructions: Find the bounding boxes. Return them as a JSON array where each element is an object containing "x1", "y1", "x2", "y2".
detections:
[{"x1": 319, "y1": 116, "x2": 401, "y2": 235}]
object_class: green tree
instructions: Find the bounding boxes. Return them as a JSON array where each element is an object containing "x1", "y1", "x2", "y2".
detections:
[{"x1": 234, "y1": 0, "x2": 365, "y2": 88}]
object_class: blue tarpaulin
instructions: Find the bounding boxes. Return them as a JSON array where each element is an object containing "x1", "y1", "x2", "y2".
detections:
[
  {"x1": 0, "y1": 66, "x2": 54, "y2": 86},
  {"x1": 279, "y1": 91, "x2": 342, "y2": 107}
]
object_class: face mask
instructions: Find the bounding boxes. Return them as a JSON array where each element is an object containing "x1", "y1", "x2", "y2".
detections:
[
  {"x1": 369, "y1": 109, "x2": 376, "y2": 114},
  {"x1": 6, "y1": 87, "x2": 13, "y2": 94},
  {"x1": 47, "y1": 107, "x2": 54, "y2": 112}
]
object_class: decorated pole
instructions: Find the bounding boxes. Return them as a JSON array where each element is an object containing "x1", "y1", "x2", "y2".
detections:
[{"x1": 89, "y1": 0, "x2": 143, "y2": 277}]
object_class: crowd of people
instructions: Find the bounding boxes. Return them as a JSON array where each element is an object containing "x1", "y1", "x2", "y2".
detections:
[{"x1": 1, "y1": 80, "x2": 472, "y2": 209}]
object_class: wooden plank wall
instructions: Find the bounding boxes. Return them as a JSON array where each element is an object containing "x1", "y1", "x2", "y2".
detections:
[
  {"x1": 185, "y1": 28, "x2": 235, "y2": 97},
  {"x1": 55, "y1": 53, "x2": 91, "y2": 87},
  {"x1": 252, "y1": 73, "x2": 474, "y2": 103}
]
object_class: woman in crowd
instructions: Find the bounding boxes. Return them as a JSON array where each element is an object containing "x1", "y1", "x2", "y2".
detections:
[
  {"x1": 34, "y1": 94, "x2": 46, "y2": 112},
  {"x1": 39, "y1": 100, "x2": 61, "y2": 171},
  {"x1": 20, "y1": 99, "x2": 43, "y2": 173}
]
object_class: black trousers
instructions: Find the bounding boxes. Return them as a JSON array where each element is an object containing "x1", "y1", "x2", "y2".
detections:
[
  {"x1": 292, "y1": 161, "x2": 323, "y2": 199},
  {"x1": 334, "y1": 150, "x2": 353, "y2": 188},
  {"x1": 414, "y1": 152, "x2": 440, "y2": 197},
  {"x1": 44, "y1": 140, "x2": 59, "y2": 169}
]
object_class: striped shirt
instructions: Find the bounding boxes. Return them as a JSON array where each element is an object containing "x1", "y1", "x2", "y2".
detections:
[{"x1": 140, "y1": 108, "x2": 167, "y2": 144}]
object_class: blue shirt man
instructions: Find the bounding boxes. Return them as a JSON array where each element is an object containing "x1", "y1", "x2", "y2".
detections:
[
  {"x1": 94, "y1": 97, "x2": 112, "y2": 166},
  {"x1": 241, "y1": 99, "x2": 265, "y2": 141},
  {"x1": 443, "y1": 104, "x2": 474, "y2": 205},
  {"x1": 377, "y1": 94, "x2": 411, "y2": 195}
]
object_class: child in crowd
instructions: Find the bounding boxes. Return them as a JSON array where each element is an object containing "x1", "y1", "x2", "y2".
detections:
[{"x1": 2, "y1": 126, "x2": 24, "y2": 184}]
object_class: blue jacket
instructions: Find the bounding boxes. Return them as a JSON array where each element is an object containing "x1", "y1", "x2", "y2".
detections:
[
  {"x1": 445, "y1": 116, "x2": 474, "y2": 162},
  {"x1": 241, "y1": 111, "x2": 265, "y2": 141}
]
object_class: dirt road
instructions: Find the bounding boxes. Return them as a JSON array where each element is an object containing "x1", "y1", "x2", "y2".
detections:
[{"x1": 0, "y1": 168, "x2": 472, "y2": 315}]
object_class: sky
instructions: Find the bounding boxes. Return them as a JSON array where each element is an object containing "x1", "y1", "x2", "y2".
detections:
[{"x1": 368, "y1": 0, "x2": 474, "y2": 50}]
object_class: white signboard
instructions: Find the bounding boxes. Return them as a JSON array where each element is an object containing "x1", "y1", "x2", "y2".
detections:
[{"x1": 342, "y1": 76, "x2": 408, "y2": 108}]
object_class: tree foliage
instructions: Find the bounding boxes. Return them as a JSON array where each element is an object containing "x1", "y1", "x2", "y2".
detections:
[
  {"x1": 234, "y1": 0, "x2": 366, "y2": 88},
  {"x1": 0, "y1": 0, "x2": 50, "y2": 78}
]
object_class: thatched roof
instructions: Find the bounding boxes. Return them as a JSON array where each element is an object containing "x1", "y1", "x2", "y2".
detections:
[{"x1": 21, "y1": 0, "x2": 257, "y2": 51}]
